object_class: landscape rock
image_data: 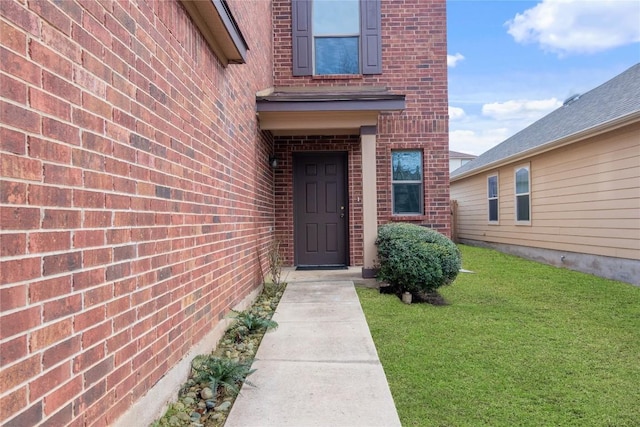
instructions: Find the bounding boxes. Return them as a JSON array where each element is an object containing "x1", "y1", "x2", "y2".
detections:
[
  {"x1": 215, "y1": 401, "x2": 231, "y2": 412},
  {"x1": 200, "y1": 387, "x2": 214, "y2": 400}
]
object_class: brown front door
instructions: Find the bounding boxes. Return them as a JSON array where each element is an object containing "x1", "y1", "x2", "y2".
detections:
[{"x1": 293, "y1": 152, "x2": 348, "y2": 267}]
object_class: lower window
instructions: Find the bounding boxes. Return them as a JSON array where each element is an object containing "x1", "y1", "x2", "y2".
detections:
[
  {"x1": 488, "y1": 174, "x2": 499, "y2": 222},
  {"x1": 392, "y1": 150, "x2": 423, "y2": 215},
  {"x1": 515, "y1": 165, "x2": 531, "y2": 223}
]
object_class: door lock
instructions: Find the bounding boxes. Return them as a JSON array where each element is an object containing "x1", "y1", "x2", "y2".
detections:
[{"x1": 340, "y1": 205, "x2": 345, "y2": 218}]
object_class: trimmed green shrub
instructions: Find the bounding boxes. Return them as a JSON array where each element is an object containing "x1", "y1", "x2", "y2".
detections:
[{"x1": 376, "y1": 223, "x2": 461, "y2": 296}]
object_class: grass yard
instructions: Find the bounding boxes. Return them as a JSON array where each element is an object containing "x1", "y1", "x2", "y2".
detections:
[{"x1": 357, "y1": 245, "x2": 640, "y2": 427}]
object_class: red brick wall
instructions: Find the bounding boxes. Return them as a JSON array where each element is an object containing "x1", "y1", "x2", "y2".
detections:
[
  {"x1": 0, "y1": 1, "x2": 273, "y2": 425},
  {"x1": 272, "y1": 0, "x2": 451, "y2": 236}
]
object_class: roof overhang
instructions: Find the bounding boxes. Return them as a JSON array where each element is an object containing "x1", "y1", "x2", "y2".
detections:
[
  {"x1": 256, "y1": 87, "x2": 405, "y2": 135},
  {"x1": 180, "y1": 0, "x2": 248, "y2": 66},
  {"x1": 451, "y1": 111, "x2": 640, "y2": 182}
]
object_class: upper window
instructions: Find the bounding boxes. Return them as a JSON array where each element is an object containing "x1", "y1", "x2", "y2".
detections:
[
  {"x1": 488, "y1": 174, "x2": 499, "y2": 223},
  {"x1": 313, "y1": 0, "x2": 360, "y2": 74},
  {"x1": 392, "y1": 151, "x2": 423, "y2": 215},
  {"x1": 515, "y1": 165, "x2": 530, "y2": 223},
  {"x1": 292, "y1": 0, "x2": 382, "y2": 76}
]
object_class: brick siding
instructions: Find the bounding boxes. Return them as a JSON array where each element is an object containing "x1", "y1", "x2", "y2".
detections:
[
  {"x1": 1, "y1": 0, "x2": 450, "y2": 424},
  {"x1": 0, "y1": 0, "x2": 273, "y2": 425},
  {"x1": 272, "y1": 0, "x2": 451, "y2": 237}
]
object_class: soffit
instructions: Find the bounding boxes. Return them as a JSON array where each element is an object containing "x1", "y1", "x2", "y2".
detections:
[{"x1": 180, "y1": 0, "x2": 248, "y2": 66}]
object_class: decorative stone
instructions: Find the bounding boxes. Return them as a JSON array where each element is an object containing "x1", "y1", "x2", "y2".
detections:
[
  {"x1": 174, "y1": 402, "x2": 185, "y2": 411},
  {"x1": 190, "y1": 411, "x2": 201, "y2": 421},
  {"x1": 200, "y1": 387, "x2": 214, "y2": 400},
  {"x1": 177, "y1": 412, "x2": 190, "y2": 421},
  {"x1": 215, "y1": 401, "x2": 231, "y2": 412},
  {"x1": 183, "y1": 397, "x2": 195, "y2": 405},
  {"x1": 402, "y1": 292, "x2": 412, "y2": 304},
  {"x1": 205, "y1": 400, "x2": 216, "y2": 410}
]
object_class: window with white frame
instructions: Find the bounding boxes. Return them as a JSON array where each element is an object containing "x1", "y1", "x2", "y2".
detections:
[
  {"x1": 515, "y1": 165, "x2": 530, "y2": 223},
  {"x1": 392, "y1": 150, "x2": 423, "y2": 215},
  {"x1": 488, "y1": 174, "x2": 499, "y2": 223}
]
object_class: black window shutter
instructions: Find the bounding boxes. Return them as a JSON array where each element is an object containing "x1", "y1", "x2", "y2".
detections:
[
  {"x1": 360, "y1": 0, "x2": 382, "y2": 74},
  {"x1": 292, "y1": 0, "x2": 313, "y2": 76}
]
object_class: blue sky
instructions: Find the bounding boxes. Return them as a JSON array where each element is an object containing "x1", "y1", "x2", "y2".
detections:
[{"x1": 446, "y1": 0, "x2": 640, "y2": 155}]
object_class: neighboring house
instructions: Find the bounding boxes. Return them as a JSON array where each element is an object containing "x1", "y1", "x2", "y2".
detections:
[
  {"x1": 450, "y1": 63, "x2": 640, "y2": 285},
  {"x1": 449, "y1": 150, "x2": 477, "y2": 172},
  {"x1": 0, "y1": 1, "x2": 449, "y2": 425}
]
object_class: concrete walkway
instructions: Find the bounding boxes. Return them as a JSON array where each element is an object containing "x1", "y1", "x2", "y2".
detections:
[{"x1": 225, "y1": 273, "x2": 401, "y2": 427}]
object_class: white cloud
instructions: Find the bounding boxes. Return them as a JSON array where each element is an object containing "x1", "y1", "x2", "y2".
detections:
[
  {"x1": 449, "y1": 128, "x2": 510, "y2": 156},
  {"x1": 482, "y1": 98, "x2": 562, "y2": 121},
  {"x1": 506, "y1": 0, "x2": 640, "y2": 55},
  {"x1": 447, "y1": 53, "x2": 465, "y2": 67},
  {"x1": 448, "y1": 106, "x2": 466, "y2": 120},
  {"x1": 448, "y1": 98, "x2": 561, "y2": 155}
]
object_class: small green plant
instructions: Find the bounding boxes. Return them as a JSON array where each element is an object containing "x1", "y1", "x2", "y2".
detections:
[
  {"x1": 230, "y1": 310, "x2": 278, "y2": 340},
  {"x1": 192, "y1": 356, "x2": 256, "y2": 397},
  {"x1": 376, "y1": 223, "x2": 461, "y2": 300}
]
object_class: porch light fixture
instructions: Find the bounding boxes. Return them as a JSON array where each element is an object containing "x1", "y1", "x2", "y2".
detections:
[{"x1": 269, "y1": 155, "x2": 279, "y2": 168}]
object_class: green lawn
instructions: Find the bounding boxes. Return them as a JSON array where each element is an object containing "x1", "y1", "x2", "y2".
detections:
[{"x1": 357, "y1": 245, "x2": 640, "y2": 427}]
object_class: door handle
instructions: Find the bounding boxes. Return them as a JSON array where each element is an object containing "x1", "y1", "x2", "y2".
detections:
[{"x1": 340, "y1": 205, "x2": 345, "y2": 218}]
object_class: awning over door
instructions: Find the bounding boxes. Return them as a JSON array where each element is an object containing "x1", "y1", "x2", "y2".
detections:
[{"x1": 256, "y1": 86, "x2": 405, "y2": 135}]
